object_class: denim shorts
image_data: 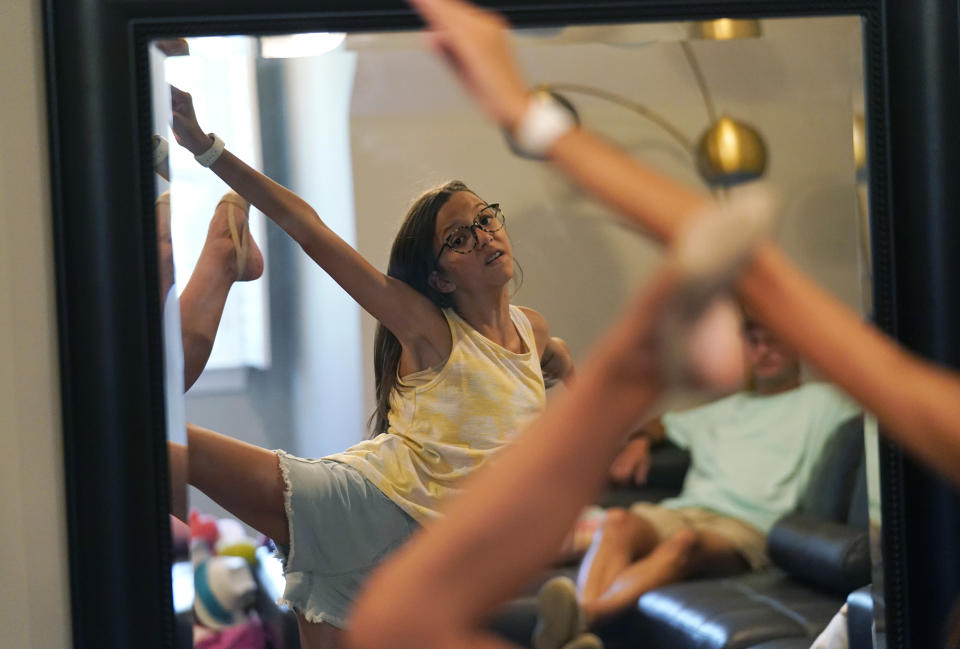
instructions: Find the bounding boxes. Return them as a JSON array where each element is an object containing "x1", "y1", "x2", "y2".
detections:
[{"x1": 274, "y1": 452, "x2": 419, "y2": 628}]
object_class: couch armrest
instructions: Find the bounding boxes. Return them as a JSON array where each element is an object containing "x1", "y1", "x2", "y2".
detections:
[
  {"x1": 846, "y1": 586, "x2": 874, "y2": 649},
  {"x1": 597, "y1": 441, "x2": 690, "y2": 508},
  {"x1": 644, "y1": 441, "x2": 691, "y2": 489},
  {"x1": 767, "y1": 513, "x2": 870, "y2": 595}
]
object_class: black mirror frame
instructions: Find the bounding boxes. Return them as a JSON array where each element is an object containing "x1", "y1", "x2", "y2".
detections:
[{"x1": 42, "y1": 1, "x2": 960, "y2": 648}]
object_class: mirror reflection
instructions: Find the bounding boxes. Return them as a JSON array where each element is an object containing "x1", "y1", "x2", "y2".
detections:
[{"x1": 151, "y1": 14, "x2": 874, "y2": 649}]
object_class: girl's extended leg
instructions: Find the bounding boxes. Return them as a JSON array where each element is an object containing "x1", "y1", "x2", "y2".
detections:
[
  {"x1": 542, "y1": 113, "x2": 960, "y2": 482},
  {"x1": 185, "y1": 423, "x2": 288, "y2": 544},
  {"x1": 179, "y1": 193, "x2": 264, "y2": 390},
  {"x1": 166, "y1": 197, "x2": 266, "y2": 523},
  {"x1": 540, "y1": 85, "x2": 960, "y2": 486}
]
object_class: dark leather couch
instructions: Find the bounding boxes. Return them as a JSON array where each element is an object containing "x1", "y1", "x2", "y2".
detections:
[{"x1": 492, "y1": 415, "x2": 875, "y2": 649}]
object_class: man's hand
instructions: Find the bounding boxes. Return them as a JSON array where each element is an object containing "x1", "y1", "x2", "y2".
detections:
[{"x1": 609, "y1": 437, "x2": 652, "y2": 486}]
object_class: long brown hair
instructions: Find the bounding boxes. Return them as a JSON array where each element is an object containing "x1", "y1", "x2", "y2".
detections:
[{"x1": 369, "y1": 181, "x2": 470, "y2": 437}]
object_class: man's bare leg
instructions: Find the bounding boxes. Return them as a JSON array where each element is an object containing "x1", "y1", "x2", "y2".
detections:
[
  {"x1": 576, "y1": 509, "x2": 660, "y2": 605},
  {"x1": 580, "y1": 524, "x2": 749, "y2": 621}
]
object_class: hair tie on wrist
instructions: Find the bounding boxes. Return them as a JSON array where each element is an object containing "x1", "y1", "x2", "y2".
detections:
[
  {"x1": 194, "y1": 133, "x2": 226, "y2": 167},
  {"x1": 504, "y1": 91, "x2": 578, "y2": 160}
]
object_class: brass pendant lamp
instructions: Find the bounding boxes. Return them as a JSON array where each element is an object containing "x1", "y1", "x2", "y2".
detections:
[
  {"x1": 690, "y1": 18, "x2": 762, "y2": 41},
  {"x1": 513, "y1": 20, "x2": 768, "y2": 189},
  {"x1": 696, "y1": 116, "x2": 767, "y2": 186}
]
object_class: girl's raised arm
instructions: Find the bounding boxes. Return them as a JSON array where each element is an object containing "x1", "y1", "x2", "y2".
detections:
[{"x1": 169, "y1": 86, "x2": 448, "y2": 358}]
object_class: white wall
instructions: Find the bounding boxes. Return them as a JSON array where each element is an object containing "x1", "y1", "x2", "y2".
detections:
[{"x1": 0, "y1": 0, "x2": 72, "y2": 647}]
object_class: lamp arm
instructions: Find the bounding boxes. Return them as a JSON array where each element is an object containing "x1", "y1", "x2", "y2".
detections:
[
  {"x1": 537, "y1": 82, "x2": 696, "y2": 154},
  {"x1": 680, "y1": 41, "x2": 718, "y2": 124}
]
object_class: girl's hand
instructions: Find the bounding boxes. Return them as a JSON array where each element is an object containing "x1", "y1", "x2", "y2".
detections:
[
  {"x1": 407, "y1": 0, "x2": 531, "y2": 130},
  {"x1": 170, "y1": 85, "x2": 212, "y2": 155}
]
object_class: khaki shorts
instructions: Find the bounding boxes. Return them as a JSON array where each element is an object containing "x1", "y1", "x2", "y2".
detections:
[{"x1": 628, "y1": 502, "x2": 769, "y2": 570}]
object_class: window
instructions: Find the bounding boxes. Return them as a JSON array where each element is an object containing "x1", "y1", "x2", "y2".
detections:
[{"x1": 163, "y1": 37, "x2": 271, "y2": 372}]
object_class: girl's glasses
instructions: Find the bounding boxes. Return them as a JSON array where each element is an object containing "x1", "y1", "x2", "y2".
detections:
[{"x1": 434, "y1": 204, "x2": 506, "y2": 264}]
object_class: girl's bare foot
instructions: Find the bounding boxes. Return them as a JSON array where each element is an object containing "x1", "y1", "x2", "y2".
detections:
[
  {"x1": 662, "y1": 186, "x2": 775, "y2": 393},
  {"x1": 205, "y1": 191, "x2": 264, "y2": 282},
  {"x1": 680, "y1": 296, "x2": 745, "y2": 392}
]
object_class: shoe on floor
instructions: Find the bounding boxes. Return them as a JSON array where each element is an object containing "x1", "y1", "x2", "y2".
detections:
[
  {"x1": 562, "y1": 633, "x2": 603, "y2": 649},
  {"x1": 532, "y1": 576, "x2": 585, "y2": 649}
]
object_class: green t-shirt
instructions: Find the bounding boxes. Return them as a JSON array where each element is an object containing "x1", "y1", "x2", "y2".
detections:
[{"x1": 660, "y1": 382, "x2": 859, "y2": 533}]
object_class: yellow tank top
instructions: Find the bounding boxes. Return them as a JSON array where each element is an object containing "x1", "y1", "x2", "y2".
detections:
[{"x1": 327, "y1": 305, "x2": 546, "y2": 522}]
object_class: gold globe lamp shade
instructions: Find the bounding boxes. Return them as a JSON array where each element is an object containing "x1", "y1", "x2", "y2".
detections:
[
  {"x1": 690, "y1": 18, "x2": 762, "y2": 41},
  {"x1": 695, "y1": 116, "x2": 767, "y2": 187}
]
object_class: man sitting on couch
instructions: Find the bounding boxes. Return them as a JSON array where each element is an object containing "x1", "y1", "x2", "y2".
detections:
[{"x1": 534, "y1": 311, "x2": 860, "y2": 649}]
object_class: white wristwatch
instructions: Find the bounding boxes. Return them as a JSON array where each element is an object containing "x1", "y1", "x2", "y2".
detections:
[
  {"x1": 506, "y1": 91, "x2": 578, "y2": 159},
  {"x1": 194, "y1": 133, "x2": 226, "y2": 167}
]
